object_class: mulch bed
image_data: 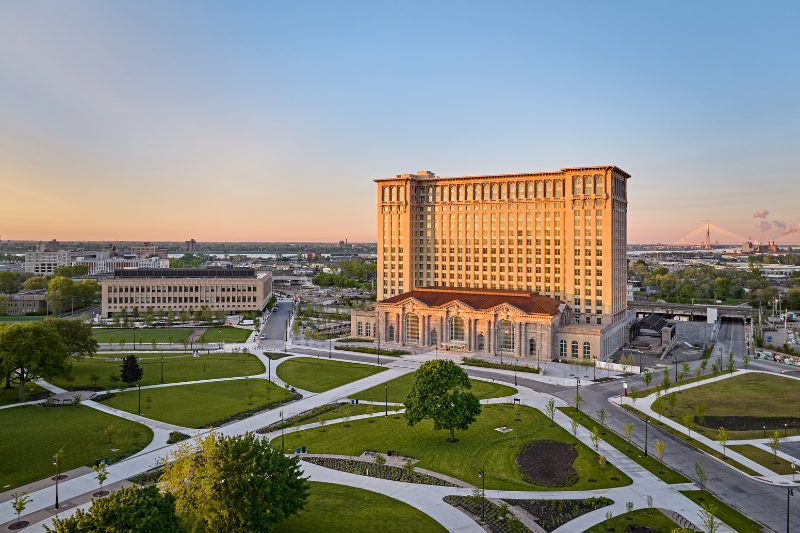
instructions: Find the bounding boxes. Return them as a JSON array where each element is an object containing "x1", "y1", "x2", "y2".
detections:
[
  {"x1": 515, "y1": 440, "x2": 579, "y2": 487},
  {"x1": 694, "y1": 415, "x2": 799, "y2": 432},
  {"x1": 623, "y1": 526, "x2": 665, "y2": 533},
  {"x1": 197, "y1": 393, "x2": 302, "y2": 429},
  {"x1": 503, "y1": 497, "x2": 613, "y2": 532},
  {"x1": 444, "y1": 496, "x2": 531, "y2": 533},
  {"x1": 301, "y1": 457, "x2": 457, "y2": 486}
]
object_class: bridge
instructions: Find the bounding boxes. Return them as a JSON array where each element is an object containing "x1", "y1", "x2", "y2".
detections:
[{"x1": 628, "y1": 301, "x2": 755, "y2": 320}]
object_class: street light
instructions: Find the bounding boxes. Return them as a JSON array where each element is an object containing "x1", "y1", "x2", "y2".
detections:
[
  {"x1": 787, "y1": 487, "x2": 794, "y2": 533},
  {"x1": 513, "y1": 360, "x2": 517, "y2": 386},
  {"x1": 53, "y1": 456, "x2": 60, "y2": 510},
  {"x1": 280, "y1": 410, "x2": 285, "y2": 451},
  {"x1": 673, "y1": 359, "x2": 679, "y2": 383},
  {"x1": 575, "y1": 378, "x2": 581, "y2": 413},
  {"x1": 477, "y1": 466, "x2": 486, "y2": 524},
  {"x1": 384, "y1": 382, "x2": 388, "y2": 417},
  {"x1": 644, "y1": 415, "x2": 649, "y2": 457},
  {"x1": 161, "y1": 356, "x2": 164, "y2": 384}
]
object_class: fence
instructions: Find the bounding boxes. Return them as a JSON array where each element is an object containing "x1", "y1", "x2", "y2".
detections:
[{"x1": 595, "y1": 361, "x2": 640, "y2": 374}]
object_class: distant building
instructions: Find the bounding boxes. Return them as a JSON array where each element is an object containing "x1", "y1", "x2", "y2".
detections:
[
  {"x1": 306, "y1": 252, "x2": 321, "y2": 260},
  {"x1": 6, "y1": 291, "x2": 47, "y2": 315},
  {"x1": 131, "y1": 242, "x2": 169, "y2": 259},
  {"x1": 742, "y1": 241, "x2": 778, "y2": 254},
  {"x1": 101, "y1": 267, "x2": 273, "y2": 318},
  {"x1": 338, "y1": 240, "x2": 345, "y2": 248},
  {"x1": 185, "y1": 239, "x2": 197, "y2": 252},
  {"x1": 73, "y1": 257, "x2": 163, "y2": 275},
  {"x1": 25, "y1": 249, "x2": 110, "y2": 275},
  {"x1": 35, "y1": 240, "x2": 60, "y2": 252}
]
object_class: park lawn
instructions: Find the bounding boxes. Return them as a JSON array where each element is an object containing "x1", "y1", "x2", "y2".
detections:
[
  {"x1": 48, "y1": 352, "x2": 265, "y2": 390},
  {"x1": 680, "y1": 490, "x2": 764, "y2": 533},
  {"x1": 0, "y1": 381, "x2": 50, "y2": 406},
  {"x1": 201, "y1": 326, "x2": 252, "y2": 343},
  {"x1": 559, "y1": 407, "x2": 689, "y2": 484},
  {"x1": 276, "y1": 357, "x2": 386, "y2": 393},
  {"x1": 271, "y1": 404, "x2": 632, "y2": 491},
  {"x1": 651, "y1": 373, "x2": 800, "y2": 440},
  {"x1": 350, "y1": 372, "x2": 517, "y2": 403},
  {"x1": 729, "y1": 444, "x2": 796, "y2": 475},
  {"x1": 580, "y1": 509, "x2": 678, "y2": 533},
  {"x1": 629, "y1": 372, "x2": 722, "y2": 398},
  {"x1": 0, "y1": 405, "x2": 153, "y2": 491},
  {"x1": 102, "y1": 379, "x2": 293, "y2": 428},
  {"x1": 620, "y1": 405, "x2": 760, "y2": 476},
  {"x1": 92, "y1": 328, "x2": 191, "y2": 345},
  {"x1": 272, "y1": 482, "x2": 446, "y2": 533}
]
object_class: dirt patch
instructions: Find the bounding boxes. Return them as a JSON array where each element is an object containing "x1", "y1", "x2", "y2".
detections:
[
  {"x1": 515, "y1": 440, "x2": 579, "y2": 487},
  {"x1": 695, "y1": 415, "x2": 799, "y2": 432},
  {"x1": 624, "y1": 527, "x2": 665, "y2": 533},
  {"x1": 504, "y1": 497, "x2": 613, "y2": 532}
]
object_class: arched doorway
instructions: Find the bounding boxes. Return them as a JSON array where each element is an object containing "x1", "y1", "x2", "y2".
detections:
[
  {"x1": 477, "y1": 334, "x2": 485, "y2": 352},
  {"x1": 430, "y1": 329, "x2": 438, "y2": 346},
  {"x1": 406, "y1": 314, "x2": 420, "y2": 344},
  {"x1": 388, "y1": 324, "x2": 395, "y2": 342},
  {"x1": 529, "y1": 338, "x2": 536, "y2": 357},
  {"x1": 497, "y1": 320, "x2": 514, "y2": 354}
]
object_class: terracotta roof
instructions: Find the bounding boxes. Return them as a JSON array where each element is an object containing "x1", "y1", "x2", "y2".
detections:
[{"x1": 379, "y1": 287, "x2": 563, "y2": 316}]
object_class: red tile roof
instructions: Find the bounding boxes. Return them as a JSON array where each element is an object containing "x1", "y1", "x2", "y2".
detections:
[{"x1": 379, "y1": 287, "x2": 563, "y2": 316}]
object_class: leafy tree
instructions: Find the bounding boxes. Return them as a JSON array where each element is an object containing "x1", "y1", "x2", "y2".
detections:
[
  {"x1": 717, "y1": 427, "x2": 728, "y2": 458},
  {"x1": 10, "y1": 487, "x2": 32, "y2": 528},
  {"x1": 768, "y1": 431, "x2": 782, "y2": 464},
  {"x1": 0, "y1": 294, "x2": 7, "y2": 316},
  {"x1": 623, "y1": 423, "x2": 634, "y2": 452},
  {"x1": 697, "y1": 503, "x2": 721, "y2": 533},
  {"x1": 0, "y1": 322, "x2": 71, "y2": 400},
  {"x1": 683, "y1": 414, "x2": 695, "y2": 439},
  {"x1": 596, "y1": 408, "x2": 607, "y2": 433},
  {"x1": 403, "y1": 360, "x2": 482, "y2": 443},
  {"x1": 590, "y1": 427, "x2": 602, "y2": 452},
  {"x1": 43, "y1": 318, "x2": 98, "y2": 360},
  {"x1": 46, "y1": 276, "x2": 76, "y2": 313},
  {"x1": 22, "y1": 277, "x2": 48, "y2": 290},
  {"x1": 74, "y1": 279, "x2": 101, "y2": 308},
  {"x1": 0, "y1": 271, "x2": 16, "y2": 293},
  {"x1": 120, "y1": 355, "x2": 143, "y2": 387},
  {"x1": 642, "y1": 371, "x2": 652, "y2": 389},
  {"x1": 52, "y1": 265, "x2": 90, "y2": 278},
  {"x1": 655, "y1": 440, "x2": 667, "y2": 473},
  {"x1": 726, "y1": 352, "x2": 735, "y2": 375},
  {"x1": 545, "y1": 398, "x2": 556, "y2": 426},
  {"x1": 93, "y1": 463, "x2": 109, "y2": 495},
  {"x1": 574, "y1": 393, "x2": 583, "y2": 415},
  {"x1": 694, "y1": 462, "x2": 708, "y2": 501},
  {"x1": 661, "y1": 367, "x2": 670, "y2": 390},
  {"x1": 158, "y1": 431, "x2": 309, "y2": 532},
  {"x1": 699, "y1": 359, "x2": 708, "y2": 376},
  {"x1": 45, "y1": 485, "x2": 183, "y2": 533}
]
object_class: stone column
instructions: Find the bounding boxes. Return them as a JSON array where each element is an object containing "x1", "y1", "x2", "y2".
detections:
[
  {"x1": 466, "y1": 318, "x2": 472, "y2": 352},
  {"x1": 516, "y1": 322, "x2": 523, "y2": 358},
  {"x1": 399, "y1": 310, "x2": 405, "y2": 345}
]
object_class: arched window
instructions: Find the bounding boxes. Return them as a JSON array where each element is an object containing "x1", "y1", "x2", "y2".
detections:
[
  {"x1": 450, "y1": 186, "x2": 456, "y2": 201},
  {"x1": 499, "y1": 183, "x2": 506, "y2": 200},
  {"x1": 529, "y1": 338, "x2": 536, "y2": 356},
  {"x1": 526, "y1": 182, "x2": 534, "y2": 198},
  {"x1": 466, "y1": 185, "x2": 472, "y2": 201},
  {"x1": 491, "y1": 184, "x2": 498, "y2": 200},
  {"x1": 536, "y1": 182, "x2": 543, "y2": 198},
  {"x1": 365, "y1": 323, "x2": 371, "y2": 337},
  {"x1": 382, "y1": 188, "x2": 389, "y2": 202},
  {"x1": 388, "y1": 324, "x2": 395, "y2": 341},
  {"x1": 477, "y1": 334, "x2": 485, "y2": 351},
  {"x1": 595, "y1": 177, "x2": 603, "y2": 195},
  {"x1": 406, "y1": 314, "x2": 420, "y2": 344},
  {"x1": 458, "y1": 185, "x2": 464, "y2": 201},
  {"x1": 435, "y1": 187, "x2": 441, "y2": 202},
  {"x1": 573, "y1": 178, "x2": 581, "y2": 195},
  {"x1": 427, "y1": 187, "x2": 433, "y2": 202},
  {"x1": 583, "y1": 342, "x2": 591, "y2": 359},
  {"x1": 518, "y1": 182, "x2": 524, "y2": 199},
  {"x1": 497, "y1": 320, "x2": 514, "y2": 354},
  {"x1": 509, "y1": 183, "x2": 515, "y2": 199},
  {"x1": 357, "y1": 322, "x2": 363, "y2": 336},
  {"x1": 483, "y1": 184, "x2": 490, "y2": 199},
  {"x1": 545, "y1": 182, "x2": 552, "y2": 198},
  {"x1": 391, "y1": 187, "x2": 396, "y2": 202},
  {"x1": 450, "y1": 316, "x2": 465, "y2": 342},
  {"x1": 554, "y1": 181, "x2": 562, "y2": 198},
  {"x1": 430, "y1": 329, "x2": 438, "y2": 346},
  {"x1": 559, "y1": 340, "x2": 567, "y2": 358},
  {"x1": 571, "y1": 340, "x2": 579, "y2": 358},
  {"x1": 584, "y1": 178, "x2": 592, "y2": 195},
  {"x1": 398, "y1": 186, "x2": 404, "y2": 201}
]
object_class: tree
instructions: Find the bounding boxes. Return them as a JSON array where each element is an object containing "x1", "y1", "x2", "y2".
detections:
[
  {"x1": 699, "y1": 359, "x2": 708, "y2": 376},
  {"x1": 570, "y1": 419, "x2": 579, "y2": 437},
  {"x1": 158, "y1": 431, "x2": 309, "y2": 532},
  {"x1": 403, "y1": 360, "x2": 482, "y2": 443},
  {"x1": 623, "y1": 423, "x2": 634, "y2": 452},
  {"x1": 0, "y1": 322, "x2": 71, "y2": 400},
  {"x1": 22, "y1": 277, "x2": 48, "y2": 291},
  {"x1": 768, "y1": 431, "x2": 781, "y2": 464},
  {"x1": 0, "y1": 294, "x2": 7, "y2": 316},
  {"x1": 742, "y1": 355, "x2": 749, "y2": 376},
  {"x1": 105, "y1": 425, "x2": 117, "y2": 443},
  {"x1": 43, "y1": 318, "x2": 98, "y2": 360},
  {"x1": 10, "y1": 487, "x2": 32, "y2": 528},
  {"x1": 545, "y1": 398, "x2": 556, "y2": 426},
  {"x1": 93, "y1": 463, "x2": 109, "y2": 496},
  {"x1": 717, "y1": 427, "x2": 728, "y2": 458},
  {"x1": 596, "y1": 408, "x2": 607, "y2": 434},
  {"x1": 120, "y1": 355, "x2": 143, "y2": 387},
  {"x1": 574, "y1": 393, "x2": 583, "y2": 415},
  {"x1": 590, "y1": 426, "x2": 602, "y2": 452},
  {"x1": 697, "y1": 503, "x2": 721, "y2": 533},
  {"x1": 694, "y1": 462, "x2": 708, "y2": 501},
  {"x1": 74, "y1": 279, "x2": 101, "y2": 309},
  {"x1": 667, "y1": 392, "x2": 677, "y2": 414},
  {"x1": 661, "y1": 367, "x2": 670, "y2": 390},
  {"x1": 643, "y1": 371, "x2": 652, "y2": 389},
  {"x1": 45, "y1": 485, "x2": 183, "y2": 533},
  {"x1": 683, "y1": 414, "x2": 695, "y2": 439},
  {"x1": 46, "y1": 276, "x2": 76, "y2": 314},
  {"x1": 655, "y1": 440, "x2": 667, "y2": 473},
  {"x1": 0, "y1": 271, "x2": 16, "y2": 293},
  {"x1": 726, "y1": 352, "x2": 735, "y2": 375}
]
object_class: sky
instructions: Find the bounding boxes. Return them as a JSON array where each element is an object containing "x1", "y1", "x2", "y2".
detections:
[{"x1": 1, "y1": 1, "x2": 798, "y2": 244}]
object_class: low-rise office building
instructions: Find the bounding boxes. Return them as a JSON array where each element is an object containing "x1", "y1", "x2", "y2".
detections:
[
  {"x1": 73, "y1": 257, "x2": 164, "y2": 275},
  {"x1": 6, "y1": 291, "x2": 47, "y2": 315},
  {"x1": 101, "y1": 268, "x2": 272, "y2": 318},
  {"x1": 25, "y1": 249, "x2": 110, "y2": 275},
  {"x1": 130, "y1": 243, "x2": 169, "y2": 259}
]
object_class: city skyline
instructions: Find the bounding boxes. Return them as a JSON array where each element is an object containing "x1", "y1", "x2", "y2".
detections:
[{"x1": 1, "y1": 1, "x2": 798, "y2": 243}]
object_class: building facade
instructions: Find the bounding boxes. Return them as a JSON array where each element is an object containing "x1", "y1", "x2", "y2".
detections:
[
  {"x1": 73, "y1": 257, "x2": 164, "y2": 275},
  {"x1": 101, "y1": 268, "x2": 272, "y2": 318},
  {"x1": 357, "y1": 165, "x2": 635, "y2": 360},
  {"x1": 131, "y1": 243, "x2": 169, "y2": 259},
  {"x1": 6, "y1": 291, "x2": 47, "y2": 315},
  {"x1": 25, "y1": 249, "x2": 110, "y2": 275}
]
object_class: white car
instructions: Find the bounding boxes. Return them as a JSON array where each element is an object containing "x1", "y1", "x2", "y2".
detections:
[{"x1": 260, "y1": 334, "x2": 266, "y2": 340}]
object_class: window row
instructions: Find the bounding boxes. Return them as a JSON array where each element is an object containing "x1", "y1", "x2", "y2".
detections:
[
  {"x1": 110, "y1": 295, "x2": 256, "y2": 304},
  {"x1": 110, "y1": 285, "x2": 256, "y2": 293}
]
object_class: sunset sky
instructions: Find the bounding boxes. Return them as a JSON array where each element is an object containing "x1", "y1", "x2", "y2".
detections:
[{"x1": 1, "y1": 1, "x2": 798, "y2": 244}]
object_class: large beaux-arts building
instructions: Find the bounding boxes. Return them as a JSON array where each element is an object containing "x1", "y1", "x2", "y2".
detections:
[{"x1": 351, "y1": 166, "x2": 635, "y2": 361}]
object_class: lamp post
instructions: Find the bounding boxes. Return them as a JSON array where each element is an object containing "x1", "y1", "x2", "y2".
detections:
[
  {"x1": 514, "y1": 360, "x2": 517, "y2": 386},
  {"x1": 280, "y1": 410, "x2": 284, "y2": 451},
  {"x1": 53, "y1": 456, "x2": 60, "y2": 510},
  {"x1": 673, "y1": 359, "x2": 679, "y2": 383},
  {"x1": 478, "y1": 467, "x2": 486, "y2": 524},
  {"x1": 328, "y1": 337, "x2": 331, "y2": 359},
  {"x1": 644, "y1": 415, "x2": 649, "y2": 457},
  {"x1": 268, "y1": 356, "x2": 271, "y2": 384},
  {"x1": 161, "y1": 356, "x2": 164, "y2": 384},
  {"x1": 537, "y1": 349, "x2": 540, "y2": 370},
  {"x1": 138, "y1": 380, "x2": 142, "y2": 415},
  {"x1": 787, "y1": 487, "x2": 793, "y2": 533},
  {"x1": 576, "y1": 378, "x2": 580, "y2": 413},
  {"x1": 384, "y1": 382, "x2": 388, "y2": 417}
]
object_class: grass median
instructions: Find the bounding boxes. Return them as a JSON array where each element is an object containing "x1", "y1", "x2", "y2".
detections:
[
  {"x1": 559, "y1": 407, "x2": 689, "y2": 484},
  {"x1": 729, "y1": 444, "x2": 796, "y2": 475},
  {"x1": 276, "y1": 357, "x2": 386, "y2": 392},
  {"x1": 680, "y1": 490, "x2": 764, "y2": 533},
  {"x1": 272, "y1": 404, "x2": 632, "y2": 491},
  {"x1": 581, "y1": 509, "x2": 678, "y2": 533},
  {"x1": 272, "y1": 482, "x2": 446, "y2": 533},
  {"x1": 350, "y1": 372, "x2": 517, "y2": 403},
  {"x1": 93, "y1": 328, "x2": 191, "y2": 344}
]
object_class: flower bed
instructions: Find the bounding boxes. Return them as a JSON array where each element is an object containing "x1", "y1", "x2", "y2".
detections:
[
  {"x1": 263, "y1": 352, "x2": 294, "y2": 360},
  {"x1": 461, "y1": 358, "x2": 540, "y2": 374},
  {"x1": 302, "y1": 457, "x2": 457, "y2": 486},
  {"x1": 167, "y1": 431, "x2": 190, "y2": 444},
  {"x1": 197, "y1": 393, "x2": 302, "y2": 429},
  {"x1": 444, "y1": 495, "x2": 531, "y2": 533},
  {"x1": 333, "y1": 346, "x2": 409, "y2": 356},
  {"x1": 503, "y1": 497, "x2": 613, "y2": 532},
  {"x1": 516, "y1": 440, "x2": 578, "y2": 487},
  {"x1": 129, "y1": 468, "x2": 162, "y2": 487},
  {"x1": 336, "y1": 338, "x2": 376, "y2": 343},
  {"x1": 256, "y1": 401, "x2": 345, "y2": 433}
]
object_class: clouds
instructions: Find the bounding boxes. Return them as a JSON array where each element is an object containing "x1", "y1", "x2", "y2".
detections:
[
  {"x1": 757, "y1": 220, "x2": 772, "y2": 232},
  {"x1": 753, "y1": 210, "x2": 769, "y2": 219},
  {"x1": 783, "y1": 223, "x2": 800, "y2": 237}
]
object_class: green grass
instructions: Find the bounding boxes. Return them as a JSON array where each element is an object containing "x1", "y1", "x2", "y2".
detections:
[
  {"x1": 580, "y1": 509, "x2": 679, "y2": 532},
  {"x1": 651, "y1": 373, "x2": 800, "y2": 439},
  {"x1": 93, "y1": 328, "x2": 191, "y2": 344},
  {"x1": 729, "y1": 444, "x2": 796, "y2": 475},
  {"x1": 559, "y1": 407, "x2": 689, "y2": 484},
  {"x1": 350, "y1": 372, "x2": 517, "y2": 403},
  {"x1": 271, "y1": 404, "x2": 632, "y2": 491},
  {"x1": 334, "y1": 346, "x2": 409, "y2": 356},
  {"x1": 272, "y1": 482, "x2": 446, "y2": 533},
  {"x1": 276, "y1": 357, "x2": 386, "y2": 393},
  {"x1": 629, "y1": 372, "x2": 722, "y2": 398},
  {"x1": 621, "y1": 405, "x2": 761, "y2": 476},
  {"x1": 102, "y1": 379, "x2": 293, "y2": 428},
  {"x1": 0, "y1": 382, "x2": 50, "y2": 406},
  {"x1": 48, "y1": 352, "x2": 265, "y2": 390},
  {"x1": 0, "y1": 405, "x2": 153, "y2": 491},
  {"x1": 680, "y1": 490, "x2": 764, "y2": 533},
  {"x1": 201, "y1": 326, "x2": 252, "y2": 343}
]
